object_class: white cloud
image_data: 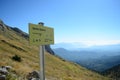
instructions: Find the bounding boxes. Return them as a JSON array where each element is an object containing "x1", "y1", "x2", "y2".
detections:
[
  {"x1": 55, "y1": 39, "x2": 120, "y2": 47},
  {"x1": 80, "y1": 40, "x2": 120, "y2": 47}
]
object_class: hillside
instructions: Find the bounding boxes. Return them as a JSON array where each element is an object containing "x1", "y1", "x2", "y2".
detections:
[
  {"x1": 0, "y1": 20, "x2": 110, "y2": 80},
  {"x1": 102, "y1": 64, "x2": 120, "y2": 80}
]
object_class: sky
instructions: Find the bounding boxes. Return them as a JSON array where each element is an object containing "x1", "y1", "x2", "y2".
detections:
[{"x1": 0, "y1": 0, "x2": 120, "y2": 46}]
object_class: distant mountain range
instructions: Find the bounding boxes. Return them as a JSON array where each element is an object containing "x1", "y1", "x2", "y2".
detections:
[
  {"x1": 52, "y1": 42, "x2": 120, "y2": 52},
  {"x1": 51, "y1": 42, "x2": 87, "y2": 50},
  {"x1": 52, "y1": 43, "x2": 120, "y2": 72}
]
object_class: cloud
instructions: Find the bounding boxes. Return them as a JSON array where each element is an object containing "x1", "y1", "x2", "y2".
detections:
[{"x1": 81, "y1": 40, "x2": 120, "y2": 46}]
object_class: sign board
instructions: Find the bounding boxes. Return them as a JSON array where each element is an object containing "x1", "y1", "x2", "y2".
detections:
[{"x1": 29, "y1": 23, "x2": 54, "y2": 45}]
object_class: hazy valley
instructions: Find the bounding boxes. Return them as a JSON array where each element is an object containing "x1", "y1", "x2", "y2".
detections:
[{"x1": 52, "y1": 42, "x2": 120, "y2": 79}]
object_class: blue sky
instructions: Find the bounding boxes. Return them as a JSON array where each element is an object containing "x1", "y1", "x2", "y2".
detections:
[{"x1": 0, "y1": 0, "x2": 120, "y2": 45}]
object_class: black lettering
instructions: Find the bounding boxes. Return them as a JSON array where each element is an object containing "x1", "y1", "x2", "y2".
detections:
[
  {"x1": 33, "y1": 27, "x2": 46, "y2": 31},
  {"x1": 33, "y1": 33, "x2": 41, "y2": 36}
]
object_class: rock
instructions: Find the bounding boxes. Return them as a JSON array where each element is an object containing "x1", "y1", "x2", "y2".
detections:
[
  {"x1": 0, "y1": 66, "x2": 8, "y2": 75},
  {"x1": 26, "y1": 71, "x2": 40, "y2": 80},
  {"x1": 5, "y1": 66, "x2": 12, "y2": 71},
  {"x1": 0, "y1": 20, "x2": 5, "y2": 31},
  {"x1": 45, "y1": 45, "x2": 55, "y2": 55},
  {"x1": 10, "y1": 27, "x2": 29, "y2": 39},
  {"x1": 0, "y1": 75, "x2": 6, "y2": 80},
  {"x1": 31, "y1": 78, "x2": 39, "y2": 80},
  {"x1": 0, "y1": 20, "x2": 10, "y2": 31},
  {"x1": 0, "y1": 66, "x2": 12, "y2": 80},
  {"x1": 31, "y1": 71, "x2": 40, "y2": 78}
]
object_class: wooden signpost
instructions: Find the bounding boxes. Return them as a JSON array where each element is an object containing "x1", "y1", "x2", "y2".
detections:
[{"x1": 29, "y1": 23, "x2": 54, "y2": 80}]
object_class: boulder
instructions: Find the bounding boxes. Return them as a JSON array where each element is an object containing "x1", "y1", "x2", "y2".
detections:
[
  {"x1": 26, "y1": 71, "x2": 40, "y2": 80},
  {"x1": 0, "y1": 75, "x2": 6, "y2": 80},
  {"x1": 0, "y1": 66, "x2": 8, "y2": 75}
]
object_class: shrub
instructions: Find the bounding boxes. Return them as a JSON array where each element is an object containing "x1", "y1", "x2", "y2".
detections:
[{"x1": 12, "y1": 55, "x2": 22, "y2": 62}]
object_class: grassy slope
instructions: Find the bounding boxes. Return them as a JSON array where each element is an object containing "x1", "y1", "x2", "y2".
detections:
[{"x1": 0, "y1": 28, "x2": 110, "y2": 80}]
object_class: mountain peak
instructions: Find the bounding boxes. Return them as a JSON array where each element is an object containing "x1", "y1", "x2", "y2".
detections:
[
  {"x1": 0, "y1": 19, "x2": 29, "y2": 39},
  {"x1": 0, "y1": 19, "x2": 4, "y2": 24},
  {"x1": 0, "y1": 19, "x2": 10, "y2": 31}
]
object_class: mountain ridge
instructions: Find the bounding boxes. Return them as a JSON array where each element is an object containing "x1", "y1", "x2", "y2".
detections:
[{"x1": 102, "y1": 64, "x2": 120, "y2": 80}]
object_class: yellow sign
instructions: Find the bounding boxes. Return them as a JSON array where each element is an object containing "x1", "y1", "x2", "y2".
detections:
[{"x1": 29, "y1": 23, "x2": 54, "y2": 45}]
